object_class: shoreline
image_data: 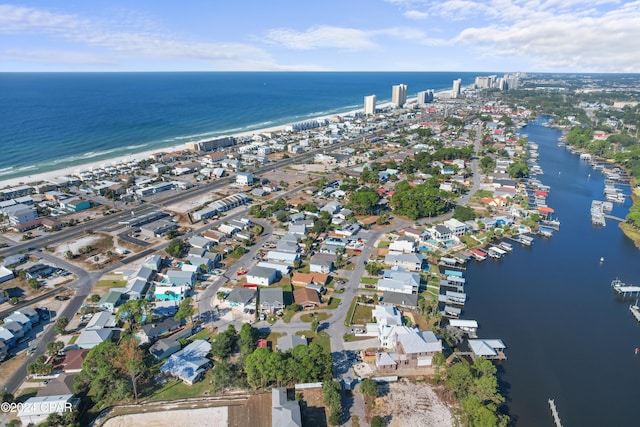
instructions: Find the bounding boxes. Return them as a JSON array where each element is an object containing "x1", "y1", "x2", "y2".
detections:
[{"x1": 0, "y1": 91, "x2": 453, "y2": 190}]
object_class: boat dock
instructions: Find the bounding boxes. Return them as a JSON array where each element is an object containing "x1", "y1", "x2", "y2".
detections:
[
  {"x1": 548, "y1": 399, "x2": 563, "y2": 427},
  {"x1": 611, "y1": 278, "x2": 640, "y2": 297},
  {"x1": 630, "y1": 304, "x2": 640, "y2": 322},
  {"x1": 591, "y1": 200, "x2": 607, "y2": 226}
]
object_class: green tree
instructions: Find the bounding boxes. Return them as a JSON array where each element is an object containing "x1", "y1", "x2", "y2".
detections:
[
  {"x1": 359, "y1": 378, "x2": 379, "y2": 397},
  {"x1": 90, "y1": 294, "x2": 101, "y2": 303},
  {"x1": 55, "y1": 316, "x2": 69, "y2": 335},
  {"x1": 40, "y1": 409, "x2": 80, "y2": 427},
  {"x1": 365, "y1": 262, "x2": 384, "y2": 276},
  {"x1": 348, "y1": 187, "x2": 381, "y2": 214},
  {"x1": 453, "y1": 205, "x2": 476, "y2": 222},
  {"x1": 174, "y1": 297, "x2": 195, "y2": 326},
  {"x1": 506, "y1": 161, "x2": 529, "y2": 178},
  {"x1": 28, "y1": 278, "x2": 40, "y2": 290},
  {"x1": 311, "y1": 317, "x2": 320, "y2": 334},
  {"x1": 211, "y1": 325, "x2": 238, "y2": 360},
  {"x1": 113, "y1": 337, "x2": 146, "y2": 403},
  {"x1": 46, "y1": 340, "x2": 65, "y2": 356},
  {"x1": 371, "y1": 415, "x2": 384, "y2": 427},
  {"x1": 117, "y1": 299, "x2": 152, "y2": 330},
  {"x1": 212, "y1": 359, "x2": 235, "y2": 391},
  {"x1": 166, "y1": 238, "x2": 188, "y2": 257},
  {"x1": 238, "y1": 323, "x2": 258, "y2": 357}
]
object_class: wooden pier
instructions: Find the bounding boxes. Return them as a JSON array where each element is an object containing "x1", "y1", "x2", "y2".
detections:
[
  {"x1": 611, "y1": 278, "x2": 640, "y2": 297},
  {"x1": 630, "y1": 304, "x2": 640, "y2": 322},
  {"x1": 549, "y1": 399, "x2": 563, "y2": 427}
]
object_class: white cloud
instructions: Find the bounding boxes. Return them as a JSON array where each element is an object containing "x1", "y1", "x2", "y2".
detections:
[
  {"x1": 0, "y1": 4, "x2": 279, "y2": 68},
  {"x1": 404, "y1": 10, "x2": 429, "y2": 19},
  {"x1": 0, "y1": 48, "x2": 116, "y2": 66},
  {"x1": 264, "y1": 26, "x2": 378, "y2": 50}
]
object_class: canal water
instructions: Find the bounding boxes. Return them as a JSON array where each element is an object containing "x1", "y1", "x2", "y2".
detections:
[{"x1": 463, "y1": 117, "x2": 640, "y2": 427}]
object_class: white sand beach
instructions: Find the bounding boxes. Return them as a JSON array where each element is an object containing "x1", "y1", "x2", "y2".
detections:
[{"x1": 0, "y1": 93, "x2": 447, "y2": 190}]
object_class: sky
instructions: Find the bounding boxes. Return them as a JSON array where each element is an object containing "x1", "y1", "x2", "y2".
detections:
[{"x1": 1, "y1": 0, "x2": 640, "y2": 73}]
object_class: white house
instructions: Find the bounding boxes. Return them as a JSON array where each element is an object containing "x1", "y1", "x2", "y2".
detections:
[
  {"x1": 388, "y1": 239, "x2": 416, "y2": 253},
  {"x1": 236, "y1": 172, "x2": 254, "y2": 186},
  {"x1": 384, "y1": 253, "x2": 424, "y2": 272},
  {"x1": 443, "y1": 218, "x2": 468, "y2": 237},
  {"x1": 246, "y1": 266, "x2": 278, "y2": 286},
  {"x1": 377, "y1": 268, "x2": 420, "y2": 295}
]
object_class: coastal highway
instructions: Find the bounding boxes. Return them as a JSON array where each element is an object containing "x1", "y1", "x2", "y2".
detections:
[{"x1": 0, "y1": 128, "x2": 385, "y2": 259}]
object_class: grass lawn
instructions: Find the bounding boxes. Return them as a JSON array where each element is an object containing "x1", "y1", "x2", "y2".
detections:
[
  {"x1": 344, "y1": 297, "x2": 358, "y2": 326},
  {"x1": 352, "y1": 304, "x2": 373, "y2": 324},
  {"x1": 95, "y1": 279, "x2": 127, "y2": 287},
  {"x1": 300, "y1": 312, "x2": 332, "y2": 323},
  {"x1": 295, "y1": 330, "x2": 330, "y2": 353},
  {"x1": 68, "y1": 335, "x2": 79, "y2": 345},
  {"x1": 264, "y1": 331, "x2": 284, "y2": 349},
  {"x1": 377, "y1": 240, "x2": 390, "y2": 248},
  {"x1": 326, "y1": 297, "x2": 341, "y2": 309},
  {"x1": 150, "y1": 370, "x2": 215, "y2": 401},
  {"x1": 360, "y1": 277, "x2": 378, "y2": 285},
  {"x1": 282, "y1": 309, "x2": 297, "y2": 323},
  {"x1": 187, "y1": 327, "x2": 218, "y2": 343}
]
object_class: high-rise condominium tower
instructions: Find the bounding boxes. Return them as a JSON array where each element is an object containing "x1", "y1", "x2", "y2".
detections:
[
  {"x1": 392, "y1": 84, "x2": 407, "y2": 108},
  {"x1": 364, "y1": 94, "x2": 377, "y2": 115}
]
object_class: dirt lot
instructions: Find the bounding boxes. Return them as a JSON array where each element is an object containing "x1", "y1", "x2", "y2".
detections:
[
  {"x1": 103, "y1": 407, "x2": 228, "y2": 427},
  {"x1": 297, "y1": 387, "x2": 328, "y2": 427},
  {"x1": 371, "y1": 379, "x2": 454, "y2": 427},
  {"x1": 228, "y1": 393, "x2": 271, "y2": 427}
]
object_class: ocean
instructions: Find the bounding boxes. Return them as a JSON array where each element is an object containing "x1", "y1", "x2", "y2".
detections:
[
  {"x1": 0, "y1": 71, "x2": 480, "y2": 181},
  {"x1": 464, "y1": 117, "x2": 640, "y2": 426}
]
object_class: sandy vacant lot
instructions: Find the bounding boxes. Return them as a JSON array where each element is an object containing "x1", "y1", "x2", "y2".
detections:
[
  {"x1": 103, "y1": 407, "x2": 228, "y2": 427},
  {"x1": 373, "y1": 380, "x2": 454, "y2": 427}
]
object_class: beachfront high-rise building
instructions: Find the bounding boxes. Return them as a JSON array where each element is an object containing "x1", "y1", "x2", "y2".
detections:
[
  {"x1": 417, "y1": 90, "x2": 434, "y2": 105},
  {"x1": 364, "y1": 94, "x2": 377, "y2": 115},
  {"x1": 452, "y1": 79, "x2": 462, "y2": 98},
  {"x1": 475, "y1": 75, "x2": 496, "y2": 89},
  {"x1": 391, "y1": 84, "x2": 407, "y2": 108}
]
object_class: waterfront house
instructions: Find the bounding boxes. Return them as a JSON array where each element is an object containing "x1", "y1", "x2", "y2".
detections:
[
  {"x1": 389, "y1": 238, "x2": 416, "y2": 254},
  {"x1": 383, "y1": 253, "x2": 424, "y2": 272},
  {"x1": 380, "y1": 291, "x2": 419, "y2": 309},
  {"x1": 443, "y1": 218, "x2": 468, "y2": 237},
  {"x1": 376, "y1": 330, "x2": 443, "y2": 372}
]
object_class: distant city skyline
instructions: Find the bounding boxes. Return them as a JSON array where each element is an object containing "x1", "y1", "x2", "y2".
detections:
[{"x1": 1, "y1": 1, "x2": 639, "y2": 73}]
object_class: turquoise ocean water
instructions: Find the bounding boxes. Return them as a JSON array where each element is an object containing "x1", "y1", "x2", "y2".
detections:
[{"x1": 0, "y1": 72, "x2": 479, "y2": 180}]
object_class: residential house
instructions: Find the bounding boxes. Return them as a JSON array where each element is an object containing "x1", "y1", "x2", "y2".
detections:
[
  {"x1": 277, "y1": 334, "x2": 308, "y2": 352},
  {"x1": 160, "y1": 339, "x2": 212, "y2": 385},
  {"x1": 226, "y1": 287, "x2": 257, "y2": 308},
  {"x1": 154, "y1": 284, "x2": 189, "y2": 301},
  {"x1": 236, "y1": 172, "x2": 254, "y2": 186},
  {"x1": 246, "y1": 266, "x2": 278, "y2": 286},
  {"x1": 165, "y1": 269, "x2": 195, "y2": 287},
  {"x1": 256, "y1": 261, "x2": 291, "y2": 276},
  {"x1": 383, "y1": 253, "x2": 424, "y2": 272},
  {"x1": 377, "y1": 330, "x2": 443, "y2": 371},
  {"x1": 431, "y1": 225, "x2": 453, "y2": 241},
  {"x1": 59, "y1": 349, "x2": 89, "y2": 374},
  {"x1": 17, "y1": 395, "x2": 80, "y2": 426},
  {"x1": 0, "y1": 327, "x2": 16, "y2": 348},
  {"x1": 291, "y1": 272, "x2": 329, "y2": 288},
  {"x1": 272, "y1": 388, "x2": 302, "y2": 427},
  {"x1": 37, "y1": 373, "x2": 76, "y2": 397},
  {"x1": 99, "y1": 290, "x2": 124, "y2": 313},
  {"x1": 259, "y1": 288, "x2": 285, "y2": 314},
  {"x1": 3, "y1": 312, "x2": 32, "y2": 331},
  {"x1": 443, "y1": 218, "x2": 468, "y2": 237},
  {"x1": 15, "y1": 307, "x2": 40, "y2": 324},
  {"x1": 188, "y1": 236, "x2": 212, "y2": 249},
  {"x1": 388, "y1": 238, "x2": 416, "y2": 254},
  {"x1": 293, "y1": 288, "x2": 321, "y2": 310},
  {"x1": 85, "y1": 312, "x2": 117, "y2": 330},
  {"x1": 185, "y1": 255, "x2": 213, "y2": 272},
  {"x1": 75, "y1": 329, "x2": 113, "y2": 349},
  {"x1": 266, "y1": 251, "x2": 299, "y2": 265},
  {"x1": 143, "y1": 255, "x2": 163, "y2": 271},
  {"x1": 0, "y1": 266, "x2": 14, "y2": 283},
  {"x1": 309, "y1": 254, "x2": 335, "y2": 274},
  {"x1": 149, "y1": 338, "x2": 182, "y2": 361},
  {"x1": 139, "y1": 318, "x2": 182, "y2": 342},
  {"x1": 380, "y1": 291, "x2": 419, "y2": 309}
]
